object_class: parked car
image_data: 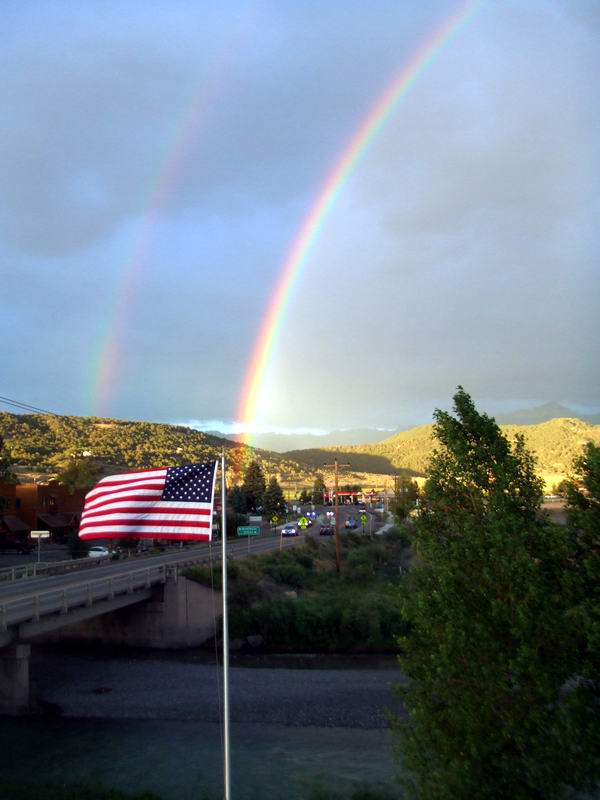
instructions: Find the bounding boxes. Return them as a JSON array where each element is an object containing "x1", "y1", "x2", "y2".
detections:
[
  {"x1": 319, "y1": 524, "x2": 334, "y2": 536},
  {"x1": 88, "y1": 545, "x2": 110, "y2": 558},
  {"x1": 281, "y1": 525, "x2": 298, "y2": 537},
  {"x1": 344, "y1": 518, "x2": 358, "y2": 530}
]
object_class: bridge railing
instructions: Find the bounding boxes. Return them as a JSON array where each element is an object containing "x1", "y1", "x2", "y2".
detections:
[{"x1": 0, "y1": 563, "x2": 172, "y2": 632}]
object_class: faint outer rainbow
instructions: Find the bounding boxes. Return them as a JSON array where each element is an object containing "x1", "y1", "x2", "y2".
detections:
[
  {"x1": 236, "y1": 0, "x2": 482, "y2": 448},
  {"x1": 90, "y1": 6, "x2": 258, "y2": 417}
]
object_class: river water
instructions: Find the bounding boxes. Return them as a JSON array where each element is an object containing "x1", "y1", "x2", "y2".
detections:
[{"x1": 0, "y1": 648, "x2": 405, "y2": 799}]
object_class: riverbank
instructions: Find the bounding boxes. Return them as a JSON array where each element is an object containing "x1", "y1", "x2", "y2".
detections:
[
  {"x1": 29, "y1": 647, "x2": 406, "y2": 727},
  {"x1": 1, "y1": 647, "x2": 406, "y2": 800}
]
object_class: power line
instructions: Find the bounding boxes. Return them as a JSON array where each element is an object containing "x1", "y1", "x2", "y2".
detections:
[{"x1": 0, "y1": 394, "x2": 60, "y2": 416}]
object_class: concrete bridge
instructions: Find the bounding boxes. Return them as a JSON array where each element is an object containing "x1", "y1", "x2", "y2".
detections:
[{"x1": 0, "y1": 532, "x2": 300, "y2": 714}]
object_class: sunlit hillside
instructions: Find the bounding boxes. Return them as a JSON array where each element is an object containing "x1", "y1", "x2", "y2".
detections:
[
  {"x1": 0, "y1": 412, "x2": 313, "y2": 484},
  {"x1": 287, "y1": 418, "x2": 600, "y2": 487}
]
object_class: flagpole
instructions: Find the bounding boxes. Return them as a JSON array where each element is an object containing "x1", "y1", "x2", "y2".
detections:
[{"x1": 221, "y1": 451, "x2": 231, "y2": 800}]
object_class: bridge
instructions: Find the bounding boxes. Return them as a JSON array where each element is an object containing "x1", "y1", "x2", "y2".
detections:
[{"x1": 0, "y1": 532, "x2": 301, "y2": 714}]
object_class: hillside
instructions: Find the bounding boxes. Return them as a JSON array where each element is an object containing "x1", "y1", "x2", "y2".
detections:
[
  {"x1": 0, "y1": 412, "x2": 313, "y2": 483},
  {"x1": 286, "y1": 418, "x2": 600, "y2": 481}
]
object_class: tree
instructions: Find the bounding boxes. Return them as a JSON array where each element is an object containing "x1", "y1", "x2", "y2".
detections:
[
  {"x1": 241, "y1": 460, "x2": 266, "y2": 512},
  {"x1": 229, "y1": 485, "x2": 248, "y2": 514},
  {"x1": 299, "y1": 488, "x2": 310, "y2": 504},
  {"x1": 391, "y1": 475, "x2": 419, "y2": 522},
  {"x1": 67, "y1": 529, "x2": 89, "y2": 559},
  {"x1": 311, "y1": 473, "x2": 326, "y2": 505},
  {"x1": 264, "y1": 476, "x2": 285, "y2": 517},
  {"x1": 563, "y1": 443, "x2": 600, "y2": 712},
  {"x1": 394, "y1": 388, "x2": 599, "y2": 799},
  {"x1": 56, "y1": 458, "x2": 101, "y2": 493},
  {"x1": 0, "y1": 434, "x2": 17, "y2": 483}
]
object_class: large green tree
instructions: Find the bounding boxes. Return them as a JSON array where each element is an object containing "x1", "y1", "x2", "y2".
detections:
[
  {"x1": 395, "y1": 388, "x2": 599, "y2": 799},
  {"x1": 563, "y1": 443, "x2": 600, "y2": 719},
  {"x1": 0, "y1": 434, "x2": 17, "y2": 483},
  {"x1": 311, "y1": 473, "x2": 326, "y2": 505},
  {"x1": 56, "y1": 458, "x2": 101, "y2": 493},
  {"x1": 241, "y1": 460, "x2": 266, "y2": 512},
  {"x1": 264, "y1": 476, "x2": 285, "y2": 517},
  {"x1": 391, "y1": 476, "x2": 419, "y2": 522}
]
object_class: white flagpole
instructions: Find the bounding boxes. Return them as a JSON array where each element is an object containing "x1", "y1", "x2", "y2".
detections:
[{"x1": 221, "y1": 451, "x2": 231, "y2": 800}]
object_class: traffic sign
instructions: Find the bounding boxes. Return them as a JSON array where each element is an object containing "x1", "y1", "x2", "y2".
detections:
[
  {"x1": 237, "y1": 526, "x2": 260, "y2": 537},
  {"x1": 298, "y1": 516, "x2": 309, "y2": 529},
  {"x1": 271, "y1": 515, "x2": 279, "y2": 525},
  {"x1": 360, "y1": 514, "x2": 368, "y2": 524},
  {"x1": 30, "y1": 530, "x2": 50, "y2": 539}
]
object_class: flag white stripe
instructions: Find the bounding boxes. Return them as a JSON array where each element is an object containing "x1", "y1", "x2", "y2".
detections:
[
  {"x1": 95, "y1": 469, "x2": 167, "y2": 485},
  {"x1": 80, "y1": 524, "x2": 211, "y2": 535},
  {"x1": 81, "y1": 512, "x2": 211, "y2": 523},
  {"x1": 84, "y1": 488, "x2": 164, "y2": 509},
  {"x1": 81, "y1": 500, "x2": 212, "y2": 517},
  {"x1": 85, "y1": 480, "x2": 165, "y2": 502}
]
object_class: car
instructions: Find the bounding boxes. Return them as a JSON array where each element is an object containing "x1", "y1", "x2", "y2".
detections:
[
  {"x1": 88, "y1": 545, "x2": 110, "y2": 558},
  {"x1": 344, "y1": 518, "x2": 358, "y2": 530},
  {"x1": 319, "y1": 524, "x2": 334, "y2": 535},
  {"x1": 281, "y1": 526, "x2": 298, "y2": 537}
]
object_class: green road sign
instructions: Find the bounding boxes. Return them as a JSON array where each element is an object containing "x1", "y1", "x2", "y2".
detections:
[
  {"x1": 237, "y1": 526, "x2": 260, "y2": 537},
  {"x1": 271, "y1": 514, "x2": 279, "y2": 525},
  {"x1": 298, "y1": 516, "x2": 309, "y2": 529}
]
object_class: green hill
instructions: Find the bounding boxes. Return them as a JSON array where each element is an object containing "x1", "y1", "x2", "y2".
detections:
[
  {"x1": 0, "y1": 412, "x2": 313, "y2": 483},
  {"x1": 286, "y1": 418, "x2": 600, "y2": 481}
]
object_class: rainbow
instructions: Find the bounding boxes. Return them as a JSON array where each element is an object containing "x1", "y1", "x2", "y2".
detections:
[
  {"x1": 90, "y1": 7, "x2": 258, "y2": 417},
  {"x1": 236, "y1": 0, "x2": 483, "y2": 448}
]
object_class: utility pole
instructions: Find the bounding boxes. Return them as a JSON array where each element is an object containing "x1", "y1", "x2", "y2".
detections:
[{"x1": 324, "y1": 456, "x2": 350, "y2": 573}]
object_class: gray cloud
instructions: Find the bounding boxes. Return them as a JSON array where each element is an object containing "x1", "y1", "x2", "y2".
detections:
[{"x1": 1, "y1": 0, "x2": 598, "y2": 429}]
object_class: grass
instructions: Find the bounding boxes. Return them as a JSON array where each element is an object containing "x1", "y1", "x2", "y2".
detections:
[{"x1": 185, "y1": 528, "x2": 411, "y2": 652}]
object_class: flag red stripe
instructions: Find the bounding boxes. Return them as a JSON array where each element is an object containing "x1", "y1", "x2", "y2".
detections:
[
  {"x1": 83, "y1": 490, "x2": 165, "y2": 511},
  {"x1": 86, "y1": 482, "x2": 166, "y2": 500},
  {"x1": 82, "y1": 506, "x2": 211, "y2": 519},
  {"x1": 80, "y1": 531, "x2": 211, "y2": 541},
  {"x1": 79, "y1": 518, "x2": 211, "y2": 529}
]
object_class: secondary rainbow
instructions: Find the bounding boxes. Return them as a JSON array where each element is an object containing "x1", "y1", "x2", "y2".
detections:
[
  {"x1": 236, "y1": 0, "x2": 483, "y2": 447},
  {"x1": 89, "y1": 7, "x2": 258, "y2": 417}
]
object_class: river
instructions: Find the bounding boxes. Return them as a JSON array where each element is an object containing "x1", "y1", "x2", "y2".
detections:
[{"x1": 0, "y1": 647, "x2": 405, "y2": 799}]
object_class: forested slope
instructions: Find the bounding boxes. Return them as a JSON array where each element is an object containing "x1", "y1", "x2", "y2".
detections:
[
  {"x1": 287, "y1": 418, "x2": 600, "y2": 478},
  {"x1": 0, "y1": 412, "x2": 312, "y2": 480}
]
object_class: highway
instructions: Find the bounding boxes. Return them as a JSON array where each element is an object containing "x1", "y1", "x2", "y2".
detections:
[
  {"x1": 0, "y1": 504, "x2": 382, "y2": 636},
  {"x1": 0, "y1": 530, "x2": 306, "y2": 646}
]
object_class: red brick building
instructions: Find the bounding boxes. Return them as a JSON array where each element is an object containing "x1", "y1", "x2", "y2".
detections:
[{"x1": 10, "y1": 482, "x2": 87, "y2": 542}]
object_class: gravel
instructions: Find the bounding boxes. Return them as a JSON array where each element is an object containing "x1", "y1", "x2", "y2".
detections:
[{"x1": 30, "y1": 649, "x2": 406, "y2": 728}]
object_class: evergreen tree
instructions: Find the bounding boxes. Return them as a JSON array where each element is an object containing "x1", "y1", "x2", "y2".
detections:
[
  {"x1": 229, "y1": 485, "x2": 248, "y2": 514},
  {"x1": 391, "y1": 475, "x2": 419, "y2": 522},
  {"x1": 242, "y1": 460, "x2": 266, "y2": 512},
  {"x1": 299, "y1": 488, "x2": 310, "y2": 504},
  {"x1": 0, "y1": 434, "x2": 17, "y2": 483},
  {"x1": 56, "y1": 458, "x2": 101, "y2": 493},
  {"x1": 563, "y1": 443, "x2": 600, "y2": 738},
  {"x1": 311, "y1": 473, "x2": 326, "y2": 504},
  {"x1": 395, "y1": 388, "x2": 599, "y2": 799},
  {"x1": 264, "y1": 476, "x2": 285, "y2": 517}
]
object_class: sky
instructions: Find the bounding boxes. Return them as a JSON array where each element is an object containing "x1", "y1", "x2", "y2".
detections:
[{"x1": 1, "y1": 0, "x2": 599, "y2": 436}]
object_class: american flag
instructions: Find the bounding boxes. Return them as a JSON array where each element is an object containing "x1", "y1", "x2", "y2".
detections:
[{"x1": 79, "y1": 462, "x2": 218, "y2": 541}]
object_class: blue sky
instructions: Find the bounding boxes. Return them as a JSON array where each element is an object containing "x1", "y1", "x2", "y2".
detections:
[{"x1": 1, "y1": 0, "x2": 599, "y2": 434}]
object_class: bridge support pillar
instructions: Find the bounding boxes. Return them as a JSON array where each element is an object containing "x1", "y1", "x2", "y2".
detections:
[{"x1": 0, "y1": 644, "x2": 31, "y2": 715}]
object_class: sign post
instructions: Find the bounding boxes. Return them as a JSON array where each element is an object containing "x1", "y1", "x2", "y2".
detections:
[
  {"x1": 237, "y1": 525, "x2": 260, "y2": 554},
  {"x1": 360, "y1": 513, "x2": 368, "y2": 534},
  {"x1": 30, "y1": 530, "x2": 50, "y2": 564}
]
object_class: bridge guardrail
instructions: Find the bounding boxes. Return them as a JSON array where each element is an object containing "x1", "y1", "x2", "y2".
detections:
[{"x1": 0, "y1": 563, "x2": 173, "y2": 633}]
